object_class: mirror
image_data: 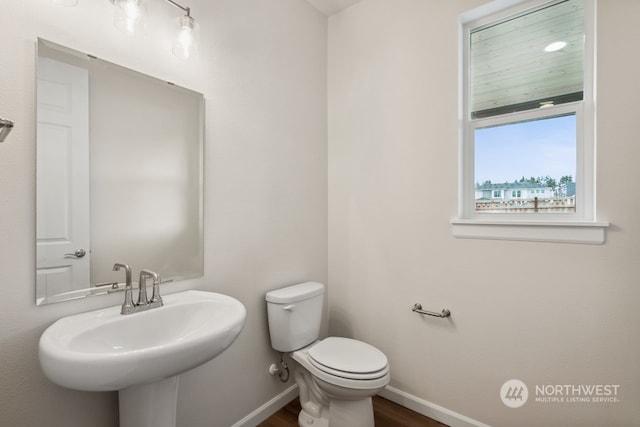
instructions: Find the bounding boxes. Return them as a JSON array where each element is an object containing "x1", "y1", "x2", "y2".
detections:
[{"x1": 36, "y1": 38, "x2": 204, "y2": 305}]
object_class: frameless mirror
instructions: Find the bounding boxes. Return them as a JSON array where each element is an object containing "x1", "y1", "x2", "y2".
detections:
[{"x1": 36, "y1": 38, "x2": 204, "y2": 305}]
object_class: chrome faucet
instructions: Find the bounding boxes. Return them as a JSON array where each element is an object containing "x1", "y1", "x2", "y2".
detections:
[{"x1": 113, "y1": 263, "x2": 163, "y2": 315}]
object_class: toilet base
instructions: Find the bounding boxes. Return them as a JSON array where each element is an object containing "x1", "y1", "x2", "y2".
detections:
[
  {"x1": 297, "y1": 397, "x2": 374, "y2": 427},
  {"x1": 298, "y1": 409, "x2": 328, "y2": 427},
  {"x1": 329, "y1": 397, "x2": 375, "y2": 427}
]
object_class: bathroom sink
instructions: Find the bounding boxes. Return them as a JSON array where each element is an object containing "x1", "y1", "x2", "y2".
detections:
[{"x1": 39, "y1": 290, "x2": 246, "y2": 392}]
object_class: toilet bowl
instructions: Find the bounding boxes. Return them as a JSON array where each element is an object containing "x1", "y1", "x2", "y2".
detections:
[
  {"x1": 293, "y1": 337, "x2": 390, "y2": 427},
  {"x1": 266, "y1": 282, "x2": 390, "y2": 427}
]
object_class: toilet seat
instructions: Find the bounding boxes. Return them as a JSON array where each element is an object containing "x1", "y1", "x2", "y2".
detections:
[
  {"x1": 308, "y1": 337, "x2": 388, "y2": 380},
  {"x1": 292, "y1": 339, "x2": 391, "y2": 391}
]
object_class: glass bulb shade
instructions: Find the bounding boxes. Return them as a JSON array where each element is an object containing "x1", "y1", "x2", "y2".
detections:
[
  {"x1": 52, "y1": 0, "x2": 78, "y2": 6},
  {"x1": 114, "y1": 0, "x2": 148, "y2": 36},
  {"x1": 172, "y1": 15, "x2": 199, "y2": 59}
]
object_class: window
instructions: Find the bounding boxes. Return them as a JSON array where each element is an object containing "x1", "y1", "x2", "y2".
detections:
[{"x1": 452, "y1": 0, "x2": 608, "y2": 244}]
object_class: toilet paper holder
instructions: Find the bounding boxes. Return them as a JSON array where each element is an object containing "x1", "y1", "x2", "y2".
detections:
[{"x1": 412, "y1": 303, "x2": 451, "y2": 318}]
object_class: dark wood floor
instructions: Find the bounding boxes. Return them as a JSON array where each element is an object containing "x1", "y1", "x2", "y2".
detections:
[{"x1": 258, "y1": 395, "x2": 448, "y2": 427}]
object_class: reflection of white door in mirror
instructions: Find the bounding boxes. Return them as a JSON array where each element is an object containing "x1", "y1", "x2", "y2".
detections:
[{"x1": 36, "y1": 56, "x2": 90, "y2": 304}]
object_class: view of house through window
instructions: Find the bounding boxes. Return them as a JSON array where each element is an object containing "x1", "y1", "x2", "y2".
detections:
[{"x1": 474, "y1": 114, "x2": 576, "y2": 213}]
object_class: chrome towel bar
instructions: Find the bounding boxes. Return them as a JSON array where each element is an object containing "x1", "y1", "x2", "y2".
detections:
[
  {"x1": 412, "y1": 303, "x2": 451, "y2": 318},
  {"x1": 0, "y1": 116, "x2": 14, "y2": 142}
]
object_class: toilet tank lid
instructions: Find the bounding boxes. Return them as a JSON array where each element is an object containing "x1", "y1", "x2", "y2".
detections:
[{"x1": 265, "y1": 282, "x2": 324, "y2": 304}]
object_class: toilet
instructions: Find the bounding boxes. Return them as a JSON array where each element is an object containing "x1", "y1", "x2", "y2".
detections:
[{"x1": 266, "y1": 282, "x2": 390, "y2": 427}]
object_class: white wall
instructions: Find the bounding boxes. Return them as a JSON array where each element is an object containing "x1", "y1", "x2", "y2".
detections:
[
  {"x1": 328, "y1": 1, "x2": 640, "y2": 426},
  {"x1": 0, "y1": 0, "x2": 327, "y2": 426}
]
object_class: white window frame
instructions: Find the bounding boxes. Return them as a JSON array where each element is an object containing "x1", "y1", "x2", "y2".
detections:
[{"x1": 451, "y1": 0, "x2": 609, "y2": 244}]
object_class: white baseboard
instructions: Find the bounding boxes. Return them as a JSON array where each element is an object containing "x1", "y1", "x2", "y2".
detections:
[
  {"x1": 378, "y1": 386, "x2": 491, "y2": 427},
  {"x1": 231, "y1": 383, "x2": 489, "y2": 427},
  {"x1": 231, "y1": 384, "x2": 299, "y2": 427}
]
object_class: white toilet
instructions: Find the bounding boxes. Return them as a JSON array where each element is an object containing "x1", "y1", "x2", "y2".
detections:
[{"x1": 266, "y1": 282, "x2": 390, "y2": 427}]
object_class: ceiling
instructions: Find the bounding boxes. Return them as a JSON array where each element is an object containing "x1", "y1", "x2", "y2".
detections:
[
  {"x1": 305, "y1": 0, "x2": 363, "y2": 16},
  {"x1": 470, "y1": 0, "x2": 584, "y2": 117}
]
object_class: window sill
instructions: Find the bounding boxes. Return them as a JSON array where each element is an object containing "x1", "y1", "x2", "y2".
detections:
[{"x1": 450, "y1": 219, "x2": 609, "y2": 244}]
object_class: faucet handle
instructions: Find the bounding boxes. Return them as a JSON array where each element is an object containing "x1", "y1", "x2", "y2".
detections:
[
  {"x1": 137, "y1": 270, "x2": 158, "y2": 307},
  {"x1": 148, "y1": 272, "x2": 164, "y2": 307},
  {"x1": 137, "y1": 269, "x2": 162, "y2": 307}
]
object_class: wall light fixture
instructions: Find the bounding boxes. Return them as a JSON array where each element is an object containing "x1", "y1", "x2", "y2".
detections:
[
  {"x1": 53, "y1": 0, "x2": 199, "y2": 59},
  {"x1": 167, "y1": 1, "x2": 199, "y2": 59},
  {"x1": 111, "y1": 0, "x2": 199, "y2": 59},
  {"x1": 114, "y1": 0, "x2": 148, "y2": 35}
]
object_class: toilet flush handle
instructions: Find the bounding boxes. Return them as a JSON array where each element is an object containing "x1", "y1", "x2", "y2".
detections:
[{"x1": 282, "y1": 304, "x2": 295, "y2": 311}]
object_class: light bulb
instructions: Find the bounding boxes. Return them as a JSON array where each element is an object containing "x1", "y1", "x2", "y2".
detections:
[
  {"x1": 114, "y1": 0, "x2": 147, "y2": 36},
  {"x1": 172, "y1": 15, "x2": 199, "y2": 59}
]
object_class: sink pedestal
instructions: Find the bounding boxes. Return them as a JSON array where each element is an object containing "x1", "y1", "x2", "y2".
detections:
[{"x1": 119, "y1": 376, "x2": 179, "y2": 427}]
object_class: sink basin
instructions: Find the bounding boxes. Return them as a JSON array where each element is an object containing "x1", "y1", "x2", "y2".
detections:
[{"x1": 39, "y1": 290, "x2": 246, "y2": 392}]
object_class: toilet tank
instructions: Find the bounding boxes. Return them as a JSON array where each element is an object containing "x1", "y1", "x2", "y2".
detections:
[{"x1": 265, "y1": 282, "x2": 324, "y2": 352}]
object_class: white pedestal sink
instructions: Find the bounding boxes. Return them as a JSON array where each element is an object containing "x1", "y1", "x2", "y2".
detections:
[{"x1": 39, "y1": 290, "x2": 246, "y2": 427}]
